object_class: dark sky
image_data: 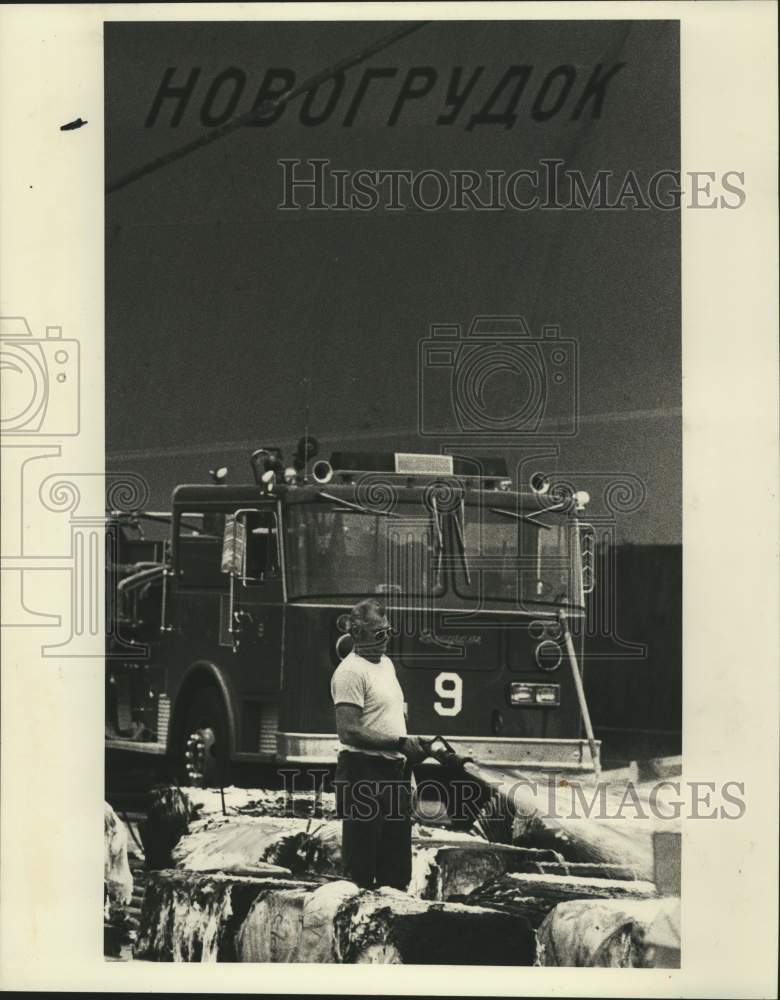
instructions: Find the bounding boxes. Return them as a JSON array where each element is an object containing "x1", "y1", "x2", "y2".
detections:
[{"x1": 105, "y1": 19, "x2": 680, "y2": 543}]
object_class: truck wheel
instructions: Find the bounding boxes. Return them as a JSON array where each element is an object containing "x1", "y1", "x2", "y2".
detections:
[{"x1": 177, "y1": 687, "x2": 229, "y2": 788}]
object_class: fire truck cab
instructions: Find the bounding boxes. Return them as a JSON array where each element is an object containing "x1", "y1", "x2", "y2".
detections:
[{"x1": 106, "y1": 448, "x2": 599, "y2": 783}]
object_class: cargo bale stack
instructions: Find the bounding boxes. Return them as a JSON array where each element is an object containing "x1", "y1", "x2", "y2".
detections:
[
  {"x1": 135, "y1": 870, "x2": 318, "y2": 961},
  {"x1": 333, "y1": 890, "x2": 536, "y2": 965},
  {"x1": 409, "y1": 842, "x2": 564, "y2": 900},
  {"x1": 536, "y1": 896, "x2": 679, "y2": 967},
  {"x1": 465, "y1": 871, "x2": 657, "y2": 928},
  {"x1": 104, "y1": 802, "x2": 135, "y2": 958}
]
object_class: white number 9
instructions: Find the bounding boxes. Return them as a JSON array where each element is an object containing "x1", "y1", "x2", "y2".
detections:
[{"x1": 434, "y1": 672, "x2": 463, "y2": 717}]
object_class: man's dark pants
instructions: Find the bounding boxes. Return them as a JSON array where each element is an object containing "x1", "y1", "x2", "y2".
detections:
[{"x1": 334, "y1": 751, "x2": 412, "y2": 890}]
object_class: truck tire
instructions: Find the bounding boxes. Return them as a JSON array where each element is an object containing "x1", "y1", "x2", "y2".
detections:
[{"x1": 176, "y1": 687, "x2": 229, "y2": 788}]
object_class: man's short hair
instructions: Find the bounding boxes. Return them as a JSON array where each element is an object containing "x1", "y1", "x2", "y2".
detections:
[{"x1": 349, "y1": 597, "x2": 386, "y2": 635}]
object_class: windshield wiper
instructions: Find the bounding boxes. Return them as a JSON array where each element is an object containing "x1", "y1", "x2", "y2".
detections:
[
  {"x1": 430, "y1": 496, "x2": 444, "y2": 585},
  {"x1": 316, "y1": 491, "x2": 401, "y2": 517},
  {"x1": 489, "y1": 507, "x2": 553, "y2": 530},
  {"x1": 452, "y1": 498, "x2": 471, "y2": 585}
]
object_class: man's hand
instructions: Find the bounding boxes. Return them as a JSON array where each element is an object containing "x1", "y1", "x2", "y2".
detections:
[{"x1": 400, "y1": 735, "x2": 431, "y2": 765}]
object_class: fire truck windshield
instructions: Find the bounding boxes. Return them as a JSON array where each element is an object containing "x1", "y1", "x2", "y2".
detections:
[
  {"x1": 284, "y1": 501, "x2": 583, "y2": 608},
  {"x1": 454, "y1": 507, "x2": 583, "y2": 609},
  {"x1": 284, "y1": 504, "x2": 442, "y2": 599}
]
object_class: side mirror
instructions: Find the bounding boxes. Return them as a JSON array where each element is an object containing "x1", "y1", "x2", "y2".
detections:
[
  {"x1": 221, "y1": 514, "x2": 247, "y2": 578},
  {"x1": 221, "y1": 515, "x2": 247, "y2": 652}
]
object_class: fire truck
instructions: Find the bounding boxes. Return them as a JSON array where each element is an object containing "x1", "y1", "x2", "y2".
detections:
[{"x1": 105, "y1": 444, "x2": 599, "y2": 788}]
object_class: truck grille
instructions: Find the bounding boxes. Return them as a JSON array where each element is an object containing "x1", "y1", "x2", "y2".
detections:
[
  {"x1": 258, "y1": 704, "x2": 279, "y2": 755},
  {"x1": 156, "y1": 694, "x2": 170, "y2": 745}
]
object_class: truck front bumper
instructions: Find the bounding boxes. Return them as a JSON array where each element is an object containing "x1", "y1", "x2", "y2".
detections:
[{"x1": 275, "y1": 732, "x2": 601, "y2": 772}]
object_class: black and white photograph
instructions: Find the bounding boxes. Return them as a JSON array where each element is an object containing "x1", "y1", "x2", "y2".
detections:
[
  {"x1": 103, "y1": 15, "x2": 685, "y2": 967},
  {"x1": 0, "y1": 2, "x2": 777, "y2": 993}
]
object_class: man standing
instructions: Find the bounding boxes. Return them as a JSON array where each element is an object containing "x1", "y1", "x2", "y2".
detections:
[{"x1": 331, "y1": 598, "x2": 428, "y2": 890}]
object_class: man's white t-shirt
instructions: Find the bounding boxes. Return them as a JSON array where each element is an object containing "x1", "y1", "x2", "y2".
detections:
[{"x1": 330, "y1": 652, "x2": 407, "y2": 760}]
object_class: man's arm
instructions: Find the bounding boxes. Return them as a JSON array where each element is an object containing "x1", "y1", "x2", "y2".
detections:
[
  {"x1": 334, "y1": 703, "x2": 400, "y2": 752},
  {"x1": 334, "y1": 704, "x2": 429, "y2": 760}
]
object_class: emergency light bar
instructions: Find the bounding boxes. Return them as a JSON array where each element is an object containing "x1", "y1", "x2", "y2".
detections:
[
  {"x1": 328, "y1": 451, "x2": 508, "y2": 478},
  {"x1": 394, "y1": 452, "x2": 453, "y2": 476},
  {"x1": 245, "y1": 445, "x2": 513, "y2": 488}
]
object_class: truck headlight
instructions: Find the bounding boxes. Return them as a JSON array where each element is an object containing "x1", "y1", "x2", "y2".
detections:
[
  {"x1": 534, "y1": 685, "x2": 560, "y2": 705},
  {"x1": 509, "y1": 682, "x2": 561, "y2": 707},
  {"x1": 509, "y1": 683, "x2": 534, "y2": 705}
]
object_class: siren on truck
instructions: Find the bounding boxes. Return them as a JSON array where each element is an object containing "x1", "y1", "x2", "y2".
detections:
[
  {"x1": 312, "y1": 460, "x2": 334, "y2": 484},
  {"x1": 250, "y1": 447, "x2": 284, "y2": 487}
]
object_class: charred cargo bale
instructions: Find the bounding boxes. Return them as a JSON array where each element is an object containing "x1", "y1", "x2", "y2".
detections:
[
  {"x1": 134, "y1": 870, "x2": 316, "y2": 961},
  {"x1": 172, "y1": 815, "x2": 342, "y2": 875},
  {"x1": 135, "y1": 871, "x2": 537, "y2": 964},
  {"x1": 141, "y1": 786, "x2": 197, "y2": 870},
  {"x1": 184, "y1": 785, "x2": 338, "y2": 821},
  {"x1": 536, "y1": 896, "x2": 677, "y2": 967},
  {"x1": 466, "y1": 871, "x2": 656, "y2": 928},
  {"x1": 297, "y1": 880, "x2": 363, "y2": 962},
  {"x1": 235, "y1": 886, "x2": 312, "y2": 962},
  {"x1": 471, "y1": 765, "x2": 679, "y2": 881},
  {"x1": 263, "y1": 828, "x2": 342, "y2": 877},
  {"x1": 334, "y1": 890, "x2": 536, "y2": 965},
  {"x1": 105, "y1": 802, "x2": 133, "y2": 905},
  {"x1": 409, "y1": 843, "x2": 563, "y2": 900},
  {"x1": 104, "y1": 802, "x2": 134, "y2": 958},
  {"x1": 236, "y1": 880, "x2": 538, "y2": 965},
  {"x1": 513, "y1": 861, "x2": 641, "y2": 881}
]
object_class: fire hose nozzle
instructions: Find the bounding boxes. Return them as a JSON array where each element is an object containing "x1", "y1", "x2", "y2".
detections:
[{"x1": 423, "y1": 735, "x2": 474, "y2": 770}]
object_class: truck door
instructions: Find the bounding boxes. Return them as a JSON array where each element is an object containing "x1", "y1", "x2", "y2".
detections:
[{"x1": 224, "y1": 506, "x2": 284, "y2": 753}]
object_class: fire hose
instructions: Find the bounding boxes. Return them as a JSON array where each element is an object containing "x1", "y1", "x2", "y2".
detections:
[{"x1": 419, "y1": 734, "x2": 516, "y2": 842}]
